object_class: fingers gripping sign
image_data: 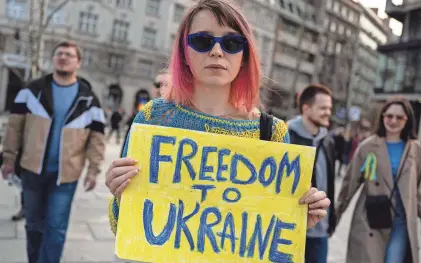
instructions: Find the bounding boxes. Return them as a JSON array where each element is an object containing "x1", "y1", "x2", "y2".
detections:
[{"x1": 105, "y1": 157, "x2": 140, "y2": 200}]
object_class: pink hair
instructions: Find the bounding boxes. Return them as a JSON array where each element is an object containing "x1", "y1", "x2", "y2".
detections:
[{"x1": 162, "y1": 0, "x2": 262, "y2": 112}]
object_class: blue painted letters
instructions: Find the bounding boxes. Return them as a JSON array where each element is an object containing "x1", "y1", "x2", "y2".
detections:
[{"x1": 150, "y1": 135, "x2": 176, "y2": 183}]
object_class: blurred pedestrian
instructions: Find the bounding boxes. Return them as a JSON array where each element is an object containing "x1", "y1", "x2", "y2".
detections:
[
  {"x1": 336, "y1": 96, "x2": 420, "y2": 263},
  {"x1": 120, "y1": 89, "x2": 152, "y2": 157},
  {"x1": 152, "y1": 69, "x2": 169, "y2": 98},
  {"x1": 0, "y1": 41, "x2": 106, "y2": 263},
  {"x1": 288, "y1": 84, "x2": 337, "y2": 263},
  {"x1": 348, "y1": 119, "x2": 372, "y2": 161},
  {"x1": 0, "y1": 149, "x2": 24, "y2": 221},
  {"x1": 107, "y1": 109, "x2": 123, "y2": 144}
]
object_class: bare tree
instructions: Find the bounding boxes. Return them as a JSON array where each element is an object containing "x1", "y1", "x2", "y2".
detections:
[{"x1": 22, "y1": 0, "x2": 113, "y2": 80}]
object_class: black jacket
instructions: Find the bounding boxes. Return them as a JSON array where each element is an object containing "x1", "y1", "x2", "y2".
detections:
[{"x1": 288, "y1": 125, "x2": 337, "y2": 235}]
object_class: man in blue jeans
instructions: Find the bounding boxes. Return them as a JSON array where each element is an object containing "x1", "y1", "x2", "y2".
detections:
[
  {"x1": 288, "y1": 84, "x2": 337, "y2": 263},
  {"x1": 1, "y1": 41, "x2": 106, "y2": 263}
]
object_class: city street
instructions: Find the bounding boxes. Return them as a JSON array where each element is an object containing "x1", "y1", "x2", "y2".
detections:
[{"x1": 0, "y1": 142, "x2": 366, "y2": 263}]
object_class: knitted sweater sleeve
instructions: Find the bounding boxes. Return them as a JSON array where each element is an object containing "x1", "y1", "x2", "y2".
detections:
[{"x1": 271, "y1": 117, "x2": 290, "y2": 144}]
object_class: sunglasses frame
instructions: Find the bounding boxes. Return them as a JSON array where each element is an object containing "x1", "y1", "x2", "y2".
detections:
[
  {"x1": 383, "y1": 113, "x2": 407, "y2": 122},
  {"x1": 187, "y1": 32, "x2": 248, "y2": 54},
  {"x1": 154, "y1": 82, "x2": 161, "y2": 89}
]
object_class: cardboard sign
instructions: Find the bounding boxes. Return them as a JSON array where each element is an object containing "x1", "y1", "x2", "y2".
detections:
[{"x1": 116, "y1": 124, "x2": 315, "y2": 263}]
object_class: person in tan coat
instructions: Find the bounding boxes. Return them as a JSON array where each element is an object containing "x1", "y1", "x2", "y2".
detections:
[{"x1": 336, "y1": 96, "x2": 421, "y2": 263}]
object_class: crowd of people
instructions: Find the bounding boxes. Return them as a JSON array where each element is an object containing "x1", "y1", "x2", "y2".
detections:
[{"x1": 0, "y1": 0, "x2": 420, "y2": 263}]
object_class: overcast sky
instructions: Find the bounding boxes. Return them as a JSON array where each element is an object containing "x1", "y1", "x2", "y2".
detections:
[{"x1": 358, "y1": 0, "x2": 403, "y2": 35}]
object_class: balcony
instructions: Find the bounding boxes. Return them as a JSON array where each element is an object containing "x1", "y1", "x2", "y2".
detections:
[
  {"x1": 378, "y1": 32, "x2": 421, "y2": 50},
  {"x1": 373, "y1": 49, "x2": 421, "y2": 100},
  {"x1": 385, "y1": 0, "x2": 421, "y2": 22}
]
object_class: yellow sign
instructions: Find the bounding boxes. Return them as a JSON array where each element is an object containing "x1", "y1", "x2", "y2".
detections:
[{"x1": 116, "y1": 124, "x2": 315, "y2": 263}]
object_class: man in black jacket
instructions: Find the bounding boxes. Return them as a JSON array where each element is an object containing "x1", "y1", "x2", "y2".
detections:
[{"x1": 287, "y1": 84, "x2": 336, "y2": 263}]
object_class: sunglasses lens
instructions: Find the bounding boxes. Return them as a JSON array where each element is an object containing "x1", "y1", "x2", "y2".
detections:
[
  {"x1": 221, "y1": 36, "x2": 245, "y2": 53},
  {"x1": 190, "y1": 35, "x2": 214, "y2": 52},
  {"x1": 384, "y1": 114, "x2": 405, "y2": 121}
]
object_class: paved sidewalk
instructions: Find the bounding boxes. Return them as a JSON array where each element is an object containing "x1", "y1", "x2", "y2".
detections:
[
  {"x1": 0, "y1": 143, "x2": 356, "y2": 263},
  {"x1": 0, "y1": 142, "x2": 121, "y2": 263}
]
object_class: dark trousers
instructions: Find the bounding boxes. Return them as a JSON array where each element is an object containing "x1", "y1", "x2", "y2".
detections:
[
  {"x1": 305, "y1": 236, "x2": 328, "y2": 263},
  {"x1": 107, "y1": 126, "x2": 121, "y2": 143},
  {"x1": 22, "y1": 170, "x2": 78, "y2": 263}
]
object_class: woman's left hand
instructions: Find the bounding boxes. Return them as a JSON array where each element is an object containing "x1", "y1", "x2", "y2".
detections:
[{"x1": 299, "y1": 187, "x2": 331, "y2": 229}]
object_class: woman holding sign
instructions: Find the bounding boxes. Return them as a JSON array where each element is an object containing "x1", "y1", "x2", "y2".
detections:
[
  {"x1": 106, "y1": 0, "x2": 330, "y2": 252},
  {"x1": 336, "y1": 96, "x2": 421, "y2": 263}
]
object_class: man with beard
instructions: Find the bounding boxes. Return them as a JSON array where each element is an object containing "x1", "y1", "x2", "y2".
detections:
[
  {"x1": 1, "y1": 41, "x2": 105, "y2": 263},
  {"x1": 287, "y1": 84, "x2": 336, "y2": 263}
]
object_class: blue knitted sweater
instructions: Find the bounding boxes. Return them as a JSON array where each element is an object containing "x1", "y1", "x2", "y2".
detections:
[{"x1": 108, "y1": 98, "x2": 290, "y2": 234}]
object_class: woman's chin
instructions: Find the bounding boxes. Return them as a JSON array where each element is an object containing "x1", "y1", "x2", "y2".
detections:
[
  {"x1": 201, "y1": 77, "x2": 232, "y2": 87},
  {"x1": 385, "y1": 128, "x2": 402, "y2": 135}
]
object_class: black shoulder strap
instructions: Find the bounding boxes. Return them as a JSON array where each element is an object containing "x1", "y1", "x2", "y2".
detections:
[
  {"x1": 388, "y1": 143, "x2": 411, "y2": 213},
  {"x1": 259, "y1": 112, "x2": 273, "y2": 141}
]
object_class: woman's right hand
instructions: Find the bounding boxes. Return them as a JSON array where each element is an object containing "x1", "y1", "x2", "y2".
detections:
[{"x1": 105, "y1": 157, "x2": 139, "y2": 200}]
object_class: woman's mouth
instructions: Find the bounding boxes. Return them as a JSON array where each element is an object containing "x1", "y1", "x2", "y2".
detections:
[{"x1": 205, "y1": 64, "x2": 227, "y2": 70}]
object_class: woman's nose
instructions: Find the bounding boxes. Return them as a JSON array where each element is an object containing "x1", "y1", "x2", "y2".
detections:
[{"x1": 209, "y1": 43, "x2": 224, "y2": 57}]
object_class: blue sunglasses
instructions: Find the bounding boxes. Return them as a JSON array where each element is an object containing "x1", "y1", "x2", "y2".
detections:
[{"x1": 187, "y1": 33, "x2": 248, "y2": 54}]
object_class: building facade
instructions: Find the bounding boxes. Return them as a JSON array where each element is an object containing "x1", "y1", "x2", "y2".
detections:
[
  {"x1": 0, "y1": 0, "x2": 286, "y2": 116},
  {"x1": 319, "y1": 0, "x2": 362, "y2": 124},
  {"x1": 0, "y1": 0, "x2": 196, "y2": 115},
  {"x1": 347, "y1": 6, "x2": 392, "y2": 123},
  {"x1": 264, "y1": 0, "x2": 322, "y2": 119},
  {"x1": 373, "y1": 0, "x2": 421, "y2": 136}
]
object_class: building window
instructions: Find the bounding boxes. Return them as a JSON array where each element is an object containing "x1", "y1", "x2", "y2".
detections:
[
  {"x1": 139, "y1": 59, "x2": 153, "y2": 78},
  {"x1": 48, "y1": 8, "x2": 64, "y2": 25},
  {"x1": 116, "y1": 0, "x2": 132, "y2": 8},
  {"x1": 338, "y1": 24, "x2": 344, "y2": 35},
  {"x1": 327, "y1": 39, "x2": 334, "y2": 53},
  {"x1": 341, "y1": 6, "x2": 348, "y2": 18},
  {"x1": 82, "y1": 48, "x2": 94, "y2": 66},
  {"x1": 288, "y1": 3, "x2": 294, "y2": 13},
  {"x1": 333, "y1": 2, "x2": 339, "y2": 13},
  {"x1": 296, "y1": 6, "x2": 301, "y2": 17},
  {"x1": 78, "y1": 11, "x2": 98, "y2": 34},
  {"x1": 112, "y1": 19, "x2": 130, "y2": 41},
  {"x1": 346, "y1": 28, "x2": 352, "y2": 37},
  {"x1": 173, "y1": 4, "x2": 185, "y2": 22},
  {"x1": 349, "y1": 11, "x2": 355, "y2": 23},
  {"x1": 304, "y1": 30, "x2": 318, "y2": 43},
  {"x1": 336, "y1": 42, "x2": 342, "y2": 54},
  {"x1": 282, "y1": 19, "x2": 298, "y2": 35},
  {"x1": 142, "y1": 28, "x2": 156, "y2": 48},
  {"x1": 6, "y1": 0, "x2": 27, "y2": 19},
  {"x1": 108, "y1": 53, "x2": 125, "y2": 69},
  {"x1": 279, "y1": 0, "x2": 285, "y2": 8},
  {"x1": 326, "y1": 0, "x2": 332, "y2": 9},
  {"x1": 145, "y1": 0, "x2": 160, "y2": 16},
  {"x1": 330, "y1": 21, "x2": 337, "y2": 33}
]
